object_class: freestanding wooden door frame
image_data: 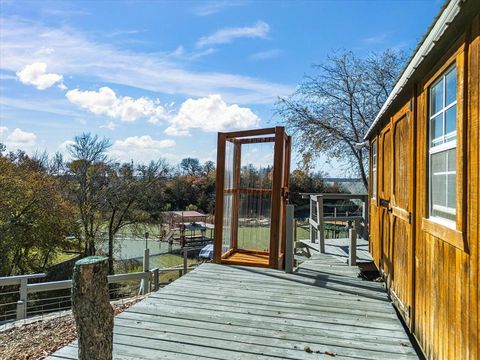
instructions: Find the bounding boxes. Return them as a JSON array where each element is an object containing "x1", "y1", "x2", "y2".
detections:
[{"x1": 213, "y1": 127, "x2": 291, "y2": 269}]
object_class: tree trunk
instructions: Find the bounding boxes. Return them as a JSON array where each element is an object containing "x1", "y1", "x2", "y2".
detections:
[{"x1": 72, "y1": 256, "x2": 113, "y2": 360}]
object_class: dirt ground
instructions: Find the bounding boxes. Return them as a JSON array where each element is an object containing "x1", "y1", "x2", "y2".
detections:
[{"x1": 0, "y1": 299, "x2": 140, "y2": 360}]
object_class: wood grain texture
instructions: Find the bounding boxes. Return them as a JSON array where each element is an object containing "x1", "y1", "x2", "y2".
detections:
[
  {"x1": 367, "y1": 10, "x2": 480, "y2": 360},
  {"x1": 49, "y1": 251, "x2": 419, "y2": 360}
]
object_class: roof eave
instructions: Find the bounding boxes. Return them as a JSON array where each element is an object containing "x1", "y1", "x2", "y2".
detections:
[{"x1": 364, "y1": 0, "x2": 464, "y2": 140}]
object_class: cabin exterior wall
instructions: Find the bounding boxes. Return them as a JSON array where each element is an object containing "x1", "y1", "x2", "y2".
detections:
[{"x1": 368, "y1": 14, "x2": 479, "y2": 360}]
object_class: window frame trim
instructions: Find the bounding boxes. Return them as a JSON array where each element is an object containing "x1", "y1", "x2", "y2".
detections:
[
  {"x1": 421, "y1": 37, "x2": 466, "y2": 251},
  {"x1": 371, "y1": 139, "x2": 377, "y2": 200}
]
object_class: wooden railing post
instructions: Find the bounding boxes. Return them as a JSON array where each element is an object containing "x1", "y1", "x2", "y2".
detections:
[
  {"x1": 140, "y1": 247, "x2": 150, "y2": 295},
  {"x1": 349, "y1": 228, "x2": 357, "y2": 266},
  {"x1": 285, "y1": 205, "x2": 295, "y2": 273},
  {"x1": 309, "y1": 197, "x2": 315, "y2": 243},
  {"x1": 317, "y1": 195, "x2": 325, "y2": 253},
  {"x1": 72, "y1": 256, "x2": 113, "y2": 360},
  {"x1": 183, "y1": 248, "x2": 188, "y2": 275},
  {"x1": 152, "y1": 268, "x2": 159, "y2": 292}
]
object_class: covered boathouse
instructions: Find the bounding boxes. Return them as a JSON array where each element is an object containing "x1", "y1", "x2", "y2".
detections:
[{"x1": 364, "y1": 0, "x2": 479, "y2": 359}]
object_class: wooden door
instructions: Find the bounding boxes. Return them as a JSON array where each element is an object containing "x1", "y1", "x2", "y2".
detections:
[
  {"x1": 390, "y1": 106, "x2": 413, "y2": 324},
  {"x1": 378, "y1": 125, "x2": 392, "y2": 279}
]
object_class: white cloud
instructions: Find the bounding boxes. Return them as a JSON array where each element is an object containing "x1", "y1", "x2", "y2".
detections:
[
  {"x1": 100, "y1": 121, "x2": 116, "y2": 130},
  {"x1": 16, "y1": 62, "x2": 64, "y2": 90},
  {"x1": 58, "y1": 140, "x2": 75, "y2": 158},
  {"x1": 363, "y1": 33, "x2": 389, "y2": 44},
  {"x1": 197, "y1": 21, "x2": 270, "y2": 48},
  {"x1": 249, "y1": 49, "x2": 284, "y2": 61},
  {"x1": 165, "y1": 94, "x2": 260, "y2": 136},
  {"x1": 0, "y1": 126, "x2": 8, "y2": 135},
  {"x1": 1, "y1": 18, "x2": 292, "y2": 105},
  {"x1": 192, "y1": 1, "x2": 246, "y2": 16},
  {"x1": 7, "y1": 128, "x2": 36, "y2": 144},
  {"x1": 66, "y1": 87, "x2": 168, "y2": 123},
  {"x1": 109, "y1": 136, "x2": 176, "y2": 163},
  {"x1": 4, "y1": 128, "x2": 37, "y2": 150}
]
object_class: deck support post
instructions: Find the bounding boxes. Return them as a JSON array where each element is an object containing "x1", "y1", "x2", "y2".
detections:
[
  {"x1": 285, "y1": 205, "x2": 295, "y2": 273},
  {"x1": 349, "y1": 228, "x2": 357, "y2": 266},
  {"x1": 72, "y1": 256, "x2": 113, "y2": 360}
]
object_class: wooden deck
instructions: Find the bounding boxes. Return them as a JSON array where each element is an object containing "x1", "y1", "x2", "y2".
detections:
[
  {"x1": 300, "y1": 237, "x2": 374, "y2": 264},
  {"x1": 49, "y1": 251, "x2": 419, "y2": 359}
]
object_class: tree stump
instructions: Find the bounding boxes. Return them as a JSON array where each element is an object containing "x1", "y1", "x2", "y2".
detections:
[{"x1": 72, "y1": 256, "x2": 114, "y2": 360}]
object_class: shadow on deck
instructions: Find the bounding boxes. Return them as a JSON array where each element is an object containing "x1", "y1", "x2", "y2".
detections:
[{"x1": 49, "y1": 250, "x2": 419, "y2": 359}]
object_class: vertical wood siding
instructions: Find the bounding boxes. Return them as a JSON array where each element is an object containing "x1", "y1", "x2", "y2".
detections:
[{"x1": 368, "y1": 14, "x2": 479, "y2": 359}]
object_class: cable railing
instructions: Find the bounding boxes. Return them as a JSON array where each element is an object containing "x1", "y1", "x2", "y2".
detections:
[{"x1": 0, "y1": 261, "x2": 199, "y2": 326}]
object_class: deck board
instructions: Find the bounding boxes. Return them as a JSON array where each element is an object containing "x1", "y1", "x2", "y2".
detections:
[{"x1": 48, "y1": 250, "x2": 419, "y2": 359}]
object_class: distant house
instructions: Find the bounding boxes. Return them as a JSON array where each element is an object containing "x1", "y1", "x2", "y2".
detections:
[{"x1": 364, "y1": 0, "x2": 479, "y2": 358}]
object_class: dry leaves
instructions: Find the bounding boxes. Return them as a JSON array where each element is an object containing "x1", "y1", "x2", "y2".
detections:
[{"x1": 0, "y1": 301, "x2": 138, "y2": 360}]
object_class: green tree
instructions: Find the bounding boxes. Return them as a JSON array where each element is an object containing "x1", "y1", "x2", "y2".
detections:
[{"x1": 0, "y1": 151, "x2": 77, "y2": 275}]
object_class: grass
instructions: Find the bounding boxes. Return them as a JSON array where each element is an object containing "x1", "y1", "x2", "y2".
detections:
[
  {"x1": 232, "y1": 225, "x2": 310, "y2": 251},
  {"x1": 128, "y1": 253, "x2": 202, "y2": 285}
]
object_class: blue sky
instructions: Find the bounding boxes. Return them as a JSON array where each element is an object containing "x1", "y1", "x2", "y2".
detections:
[{"x1": 0, "y1": 0, "x2": 442, "y2": 175}]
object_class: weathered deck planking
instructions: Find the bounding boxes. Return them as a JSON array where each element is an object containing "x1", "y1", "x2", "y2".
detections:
[
  {"x1": 300, "y1": 237, "x2": 374, "y2": 264},
  {"x1": 48, "y1": 252, "x2": 418, "y2": 359}
]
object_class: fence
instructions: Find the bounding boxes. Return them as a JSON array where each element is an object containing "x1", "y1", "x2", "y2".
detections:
[
  {"x1": 0, "y1": 251, "x2": 199, "y2": 324},
  {"x1": 303, "y1": 193, "x2": 368, "y2": 265}
]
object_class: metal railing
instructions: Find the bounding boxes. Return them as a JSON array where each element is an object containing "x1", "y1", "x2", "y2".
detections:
[{"x1": 303, "y1": 193, "x2": 368, "y2": 265}]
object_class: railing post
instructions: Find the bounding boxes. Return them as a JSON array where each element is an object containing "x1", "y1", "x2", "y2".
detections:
[
  {"x1": 349, "y1": 228, "x2": 357, "y2": 266},
  {"x1": 140, "y1": 247, "x2": 150, "y2": 295},
  {"x1": 72, "y1": 256, "x2": 113, "y2": 360},
  {"x1": 317, "y1": 195, "x2": 325, "y2": 253},
  {"x1": 16, "y1": 277, "x2": 28, "y2": 321},
  {"x1": 183, "y1": 248, "x2": 188, "y2": 275},
  {"x1": 362, "y1": 195, "x2": 369, "y2": 240},
  {"x1": 285, "y1": 205, "x2": 295, "y2": 273},
  {"x1": 152, "y1": 268, "x2": 159, "y2": 291},
  {"x1": 309, "y1": 197, "x2": 315, "y2": 243}
]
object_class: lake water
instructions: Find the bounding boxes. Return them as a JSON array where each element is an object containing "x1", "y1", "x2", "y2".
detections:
[{"x1": 98, "y1": 238, "x2": 181, "y2": 261}]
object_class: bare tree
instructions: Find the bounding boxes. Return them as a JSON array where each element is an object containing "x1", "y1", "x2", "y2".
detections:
[
  {"x1": 67, "y1": 133, "x2": 111, "y2": 256},
  {"x1": 103, "y1": 160, "x2": 169, "y2": 274},
  {"x1": 276, "y1": 49, "x2": 405, "y2": 190}
]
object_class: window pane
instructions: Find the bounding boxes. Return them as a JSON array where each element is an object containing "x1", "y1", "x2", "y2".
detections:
[
  {"x1": 445, "y1": 67, "x2": 456, "y2": 105},
  {"x1": 445, "y1": 105, "x2": 456, "y2": 139},
  {"x1": 447, "y1": 148, "x2": 456, "y2": 172},
  {"x1": 431, "y1": 113, "x2": 443, "y2": 146},
  {"x1": 430, "y1": 79, "x2": 443, "y2": 115},
  {"x1": 447, "y1": 173, "x2": 456, "y2": 209},
  {"x1": 431, "y1": 151, "x2": 446, "y2": 207}
]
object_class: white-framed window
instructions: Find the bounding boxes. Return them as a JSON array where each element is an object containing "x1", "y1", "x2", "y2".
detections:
[
  {"x1": 429, "y1": 65, "x2": 456, "y2": 225},
  {"x1": 372, "y1": 140, "x2": 377, "y2": 199}
]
